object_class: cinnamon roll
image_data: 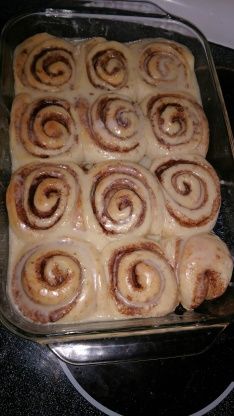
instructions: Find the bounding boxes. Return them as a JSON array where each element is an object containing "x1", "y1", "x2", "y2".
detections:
[
  {"x1": 82, "y1": 38, "x2": 135, "y2": 97},
  {"x1": 10, "y1": 94, "x2": 83, "y2": 169},
  {"x1": 14, "y1": 33, "x2": 76, "y2": 93},
  {"x1": 102, "y1": 237, "x2": 178, "y2": 317},
  {"x1": 84, "y1": 161, "x2": 164, "y2": 246},
  {"x1": 9, "y1": 239, "x2": 98, "y2": 323},
  {"x1": 142, "y1": 93, "x2": 209, "y2": 158},
  {"x1": 130, "y1": 39, "x2": 201, "y2": 101},
  {"x1": 151, "y1": 155, "x2": 221, "y2": 237},
  {"x1": 177, "y1": 233, "x2": 233, "y2": 310},
  {"x1": 76, "y1": 94, "x2": 146, "y2": 162},
  {"x1": 6, "y1": 162, "x2": 84, "y2": 240}
]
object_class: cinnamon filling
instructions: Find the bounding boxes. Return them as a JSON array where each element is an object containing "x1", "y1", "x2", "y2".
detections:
[{"x1": 30, "y1": 48, "x2": 73, "y2": 85}]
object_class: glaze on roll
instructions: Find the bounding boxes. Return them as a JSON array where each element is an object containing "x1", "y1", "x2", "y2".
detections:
[
  {"x1": 14, "y1": 33, "x2": 76, "y2": 93},
  {"x1": 82, "y1": 38, "x2": 135, "y2": 97},
  {"x1": 76, "y1": 93, "x2": 146, "y2": 162},
  {"x1": 84, "y1": 161, "x2": 164, "y2": 242},
  {"x1": 9, "y1": 239, "x2": 98, "y2": 323},
  {"x1": 130, "y1": 38, "x2": 201, "y2": 101},
  {"x1": 102, "y1": 237, "x2": 178, "y2": 317},
  {"x1": 142, "y1": 93, "x2": 209, "y2": 158},
  {"x1": 10, "y1": 94, "x2": 83, "y2": 169},
  {"x1": 151, "y1": 155, "x2": 221, "y2": 237},
  {"x1": 87, "y1": 41, "x2": 127, "y2": 89},
  {"x1": 8, "y1": 33, "x2": 231, "y2": 325},
  {"x1": 177, "y1": 233, "x2": 233, "y2": 310},
  {"x1": 6, "y1": 162, "x2": 84, "y2": 240}
]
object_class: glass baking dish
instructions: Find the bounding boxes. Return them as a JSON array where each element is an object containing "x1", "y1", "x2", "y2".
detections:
[{"x1": 0, "y1": 0, "x2": 233, "y2": 364}]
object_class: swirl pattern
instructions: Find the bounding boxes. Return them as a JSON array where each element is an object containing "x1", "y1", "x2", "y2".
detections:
[
  {"x1": 14, "y1": 33, "x2": 76, "y2": 92},
  {"x1": 10, "y1": 239, "x2": 97, "y2": 323},
  {"x1": 103, "y1": 238, "x2": 178, "y2": 317},
  {"x1": 142, "y1": 93, "x2": 209, "y2": 157},
  {"x1": 11, "y1": 94, "x2": 82, "y2": 168},
  {"x1": 177, "y1": 234, "x2": 233, "y2": 310},
  {"x1": 85, "y1": 161, "x2": 164, "y2": 240},
  {"x1": 86, "y1": 39, "x2": 130, "y2": 91},
  {"x1": 9, "y1": 34, "x2": 231, "y2": 325},
  {"x1": 151, "y1": 155, "x2": 221, "y2": 236},
  {"x1": 6, "y1": 163, "x2": 84, "y2": 239},
  {"x1": 76, "y1": 94, "x2": 145, "y2": 162},
  {"x1": 138, "y1": 40, "x2": 193, "y2": 89}
]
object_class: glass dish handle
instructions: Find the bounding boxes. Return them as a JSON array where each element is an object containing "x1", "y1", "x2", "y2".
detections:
[{"x1": 49, "y1": 323, "x2": 227, "y2": 365}]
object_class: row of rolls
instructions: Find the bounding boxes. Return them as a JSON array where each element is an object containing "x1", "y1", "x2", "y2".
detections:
[
  {"x1": 14, "y1": 33, "x2": 200, "y2": 100},
  {"x1": 7, "y1": 157, "x2": 221, "y2": 242},
  {"x1": 10, "y1": 90, "x2": 208, "y2": 170},
  {"x1": 10, "y1": 233, "x2": 233, "y2": 323},
  {"x1": 9, "y1": 32, "x2": 233, "y2": 325}
]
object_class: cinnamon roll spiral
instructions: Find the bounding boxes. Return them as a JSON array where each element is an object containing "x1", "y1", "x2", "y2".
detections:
[
  {"x1": 6, "y1": 163, "x2": 84, "y2": 239},
  {"x1": 14, "y1": 33, "x2": 76, "y2": 93},
  {"x1": 85, "y1": 38, "x2": 131, "y2": 92},
  {"x1": 76, "y1": 94, "x2": 146, "y2": 162},
  {"x1": 151, "y1": 155, "x2": 221, "y2": 237},
  {"x1": 10, "y1": 94, "x2": 82, "y2": 169},
  {"x1": 177, "y1": 233, "x2": 233, "y2": 310},
  {"x1": 131, "y1": 39, "x2": 200, "y2": 101},
  {"x1": 85, "y1": 161, "x2": 164, "y2": 244},
  {"x1": 10, "y1": 239, "x2": 97, "y2": 323},
  {"x1": 102, "y1": 238, "x2": 178, "y2": 317},
  {"x1": 142, "y1": 93, "x2": 209, "y2": 158}
]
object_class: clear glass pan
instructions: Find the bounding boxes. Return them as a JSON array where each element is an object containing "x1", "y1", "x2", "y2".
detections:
[{"x1": 0, "y1": 0, "x2": 233, "y2": 363}]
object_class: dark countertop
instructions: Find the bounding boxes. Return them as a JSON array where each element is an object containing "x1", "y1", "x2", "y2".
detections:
[
  {"x1": 0, "y1": 2, "x2": 234, "y2": 416},
  {"x1": 1, "y1": 323, "x2": 234, "y2": 416}
]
